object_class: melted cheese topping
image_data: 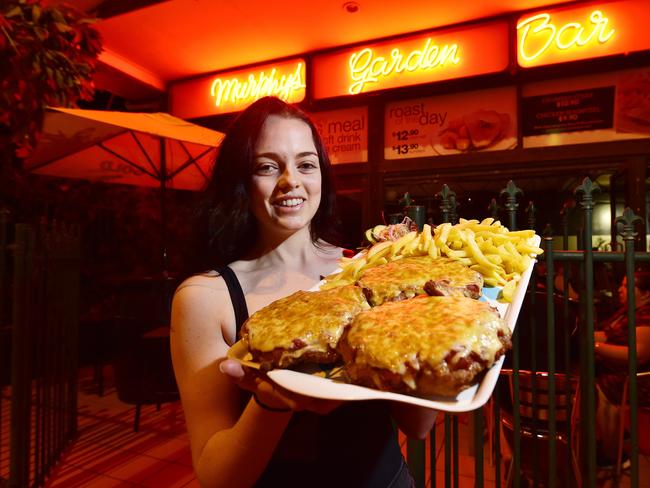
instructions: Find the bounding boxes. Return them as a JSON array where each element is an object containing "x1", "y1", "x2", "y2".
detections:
[
  {"x1": 346, "y1": 295, "x2": 507, "y2": 379},
  {"x1": 244, "y1": 285, "x2": 369, "y2": 354},
  {"x1": 357, "y1": 256, "x2": 482, "y2": 305}
]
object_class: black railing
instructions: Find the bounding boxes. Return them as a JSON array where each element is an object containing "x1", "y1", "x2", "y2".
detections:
[
  {"x1": 404, "y1": 178, "x2": 649, "y2": 488},
  {"x1": 0, "y1": 215, "x2": 81, "y2": 488}
]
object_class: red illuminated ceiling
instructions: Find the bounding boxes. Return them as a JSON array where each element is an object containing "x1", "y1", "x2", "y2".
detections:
[{"x1": 66, "y1": 0, "x2": 574, "y2": 100}]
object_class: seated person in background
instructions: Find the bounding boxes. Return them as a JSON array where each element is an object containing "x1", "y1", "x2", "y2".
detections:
[
  {"x1": 533, "y1": 260, "x2": 579, "y2": 301},
  {"x1": 594, "y1": 262, "x2": 618, "y2": 318},
  {"x1": 594, "y1": 270, "x2": 650, "y2": 467},
  {"x1": 594, "y1": 271, "x2": 650, "y2": 365},
  {"x1": 553, "y1": 262, "x2": 579, "y2": 302}
]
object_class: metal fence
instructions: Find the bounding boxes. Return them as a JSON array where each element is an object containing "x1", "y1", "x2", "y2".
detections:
[
  {"x1": 406, "y1": 177, "x2": 649, "y2": 488},
  {"x1": 0, "y1": 176, "x2": 646, "y2": 487},
  {"x1": 0, "y1": 212, "x2": 81, "y2": 488}
]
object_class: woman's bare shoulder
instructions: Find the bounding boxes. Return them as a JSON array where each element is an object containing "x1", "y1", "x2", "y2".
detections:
[
  {"x1": 172, "y1": 272, "x2": 230, "y2": 318},
  {"x1": 172, "y1": 272, "x2": 235, "y2": 343},
  {"x1": 175, "y1": 271, "x2": 226, "y2": 294}
]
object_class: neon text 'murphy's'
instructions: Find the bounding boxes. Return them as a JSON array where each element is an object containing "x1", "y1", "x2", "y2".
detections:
[{"x1": 210, "y1": 62, "x2": 305, "y2": 108}]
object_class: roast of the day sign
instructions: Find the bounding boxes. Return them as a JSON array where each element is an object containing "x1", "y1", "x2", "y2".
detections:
[{"x1": 240, "y1": 218, "x2": 543, "y2": 398}]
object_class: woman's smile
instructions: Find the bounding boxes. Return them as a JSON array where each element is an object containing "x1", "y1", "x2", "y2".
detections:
[{"x1": 273, "y1": 197, "x2": 305, "y2": 210}]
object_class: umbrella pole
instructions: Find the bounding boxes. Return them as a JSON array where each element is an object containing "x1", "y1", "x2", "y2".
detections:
[
  {"x1": 160, "y1": 138, "x2": 168, "y2": 277},
  {"x1": 160, "y1": 139, "x2": 174, "y2": 323}
]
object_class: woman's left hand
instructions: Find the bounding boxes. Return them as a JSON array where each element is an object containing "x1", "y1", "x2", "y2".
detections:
[{"x1": 219, "y1": 358, "x2": 343, "y2": 415}]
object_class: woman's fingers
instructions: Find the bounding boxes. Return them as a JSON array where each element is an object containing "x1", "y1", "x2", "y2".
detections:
[
  {"x1": 253, "y1": 378, "x2": 297, "y2": 410},
  {"x1": 219, "y1": 361, "x2": 344, "y2": 414},
  {"x1": 218, "y1": 358, "x2": 245, "y2": 379},
  {"x1": 218, "y1": 359, "x2": 263, "y2": 391}
]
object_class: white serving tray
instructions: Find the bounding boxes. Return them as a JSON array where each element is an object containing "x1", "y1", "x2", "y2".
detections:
[{"x1": 228, "y1": 237, "x2": 538, "y2": 412}]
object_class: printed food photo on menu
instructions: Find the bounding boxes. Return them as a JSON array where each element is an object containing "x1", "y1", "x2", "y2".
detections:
[
  {"x1": 615, "y1": 68, "x2": 650, "y2": 135},
  {"x1": 429, "y1": 85, "x2": 518, "y2": 155},
  {"x1": 436, "y1": 109, "x2": 514, "y2": 154}
]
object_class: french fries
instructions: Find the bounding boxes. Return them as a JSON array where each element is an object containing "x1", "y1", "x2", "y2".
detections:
[{"x1": 321, "y1": 217, "x2": 543, "y2": 302}]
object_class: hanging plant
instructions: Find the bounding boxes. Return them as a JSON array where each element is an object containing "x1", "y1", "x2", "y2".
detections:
[{"x1": 0, "y1": 0, "x2": 103, "y2": 158}]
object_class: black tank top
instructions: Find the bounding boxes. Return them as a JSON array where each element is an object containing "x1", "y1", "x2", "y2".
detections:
[{"x1": 217, "y1": 266, "x2": 405, "y2": 488}]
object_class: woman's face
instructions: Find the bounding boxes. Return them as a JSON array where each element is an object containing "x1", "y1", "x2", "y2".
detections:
[{"x1": 249, "y1": 115, "x2": 322, "y2": 236}]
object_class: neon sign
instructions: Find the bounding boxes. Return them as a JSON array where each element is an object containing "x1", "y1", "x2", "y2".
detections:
[
  {"x1": 210, "y1": 62, "x2": 305, "y2": 108},
  {"x1": 348, "y1": 40, "x2": 460, "y2": 94},
  {"x1": 516, "y1": 1, "x2": 650, "y2": 68},
  {"x1": 169, "y1": 58, "x2": 306, "y2": 118},
  {"x1": 311, "y1": 21, "x2": 508, "y2": 99},
  {"x1": 518, "y1": 10, "x2": 615, "y2": 64}
]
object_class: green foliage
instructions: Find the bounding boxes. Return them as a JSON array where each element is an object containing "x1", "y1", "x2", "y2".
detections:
[{"x1": 0, "y1": 0, "x2": 102, "y2": 157}]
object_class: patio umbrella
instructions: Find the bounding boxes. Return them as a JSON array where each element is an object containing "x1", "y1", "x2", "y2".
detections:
[{"x1": 24, "y1": 107, "x2": 225, "y2": 273}]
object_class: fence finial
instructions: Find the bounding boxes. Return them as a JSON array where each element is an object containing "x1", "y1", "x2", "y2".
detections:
[
  {"x1": 500, "y1": 180, "x2": 523, "y2": 207},
  {"x1": 525, "y1": 201, "x2": 537, "y2": 230},
  {"x1": 560, "y1": 199, "x2": 575, "y2": 220},
  {"x1": 437, "y1": 184, "x2": 456, "y2": 224},
  {"x1": 543, "y1": 222, "x2": 554, "y2": 238},
  {"x1": 574, "y1": 177, "x2": 600, "y2": 210},
  {"x1": 487, "y1": 198, "x2": 499, "y2": 220},
  {"x1": 500, "y1": 180, "x2": 523, "y2": 230},
  {"x1": 449, "y1": 193, "x2": 458, "y2": 225},
  {"x1": 615, "y1": 207, "x2": 643, "y2": 241}
]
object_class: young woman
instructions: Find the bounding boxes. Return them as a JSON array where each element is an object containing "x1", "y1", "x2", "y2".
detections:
[{"x1": 170, "y1": 97, "x2": 437, "y2": 488}]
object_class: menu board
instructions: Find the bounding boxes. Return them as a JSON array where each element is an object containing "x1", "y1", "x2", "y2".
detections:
[
  {"x1": 310, "y1": 107, "x2": 368, "y2": 164},
  {"x1": 384, "y1": 86, "x2": 517, "y2": 160},
  {"x1": 522, "y1": 87, "x2": 615, "y2": 136},
  {"x1": 523, "y1": 67, "x2": 650, "y2": 148}
]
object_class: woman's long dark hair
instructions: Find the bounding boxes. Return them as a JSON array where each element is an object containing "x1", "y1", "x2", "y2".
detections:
[{"x1": 192, "y1": 97, "x2": 339, "y2": 270}]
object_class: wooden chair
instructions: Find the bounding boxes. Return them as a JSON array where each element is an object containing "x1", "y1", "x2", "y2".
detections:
[
  {"x1": 600, "y1": 370, "x2": 650, "y2": 478},
  {"x1": 113, "y1": 322, "x2": 179, "y2": 431},
  {"x1": 500, "y1": 369, "x2": 581, "y2": 487},
  {"x1": 111, "y1": 277, "x2": 179, "y2": 431},
  {"x1": 504, "y1": 290, "x2": 579, "y2": 374}
]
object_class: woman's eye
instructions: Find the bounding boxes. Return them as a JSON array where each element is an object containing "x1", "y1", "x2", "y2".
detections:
[
  {"x1": 254, "y1": 163, "x2": 277, "y2": 174},
  {"x1": 298, "y1": 161, "x2": 319, "y2": 171}
]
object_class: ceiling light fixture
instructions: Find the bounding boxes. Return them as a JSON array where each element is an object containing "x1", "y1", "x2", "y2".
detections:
[{"x1": 343, "y1": 2, "x2": 360, "y2": 13}]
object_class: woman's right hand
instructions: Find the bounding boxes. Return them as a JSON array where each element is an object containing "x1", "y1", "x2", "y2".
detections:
[{"x1": 219, "y1": 358, "x2": 343, "y2": 415}]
